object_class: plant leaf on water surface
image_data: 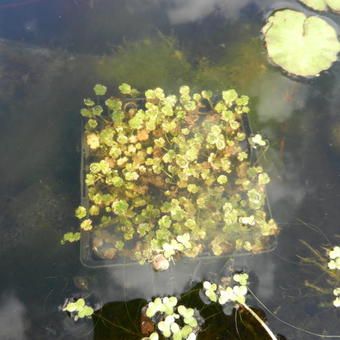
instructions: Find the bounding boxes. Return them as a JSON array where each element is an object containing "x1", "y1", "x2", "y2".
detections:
[
  {"x1": 93, "y1": 84, "x2": 107, "y2": 96},
  {"x1": 262, "y1": 9, "x2": 340, "y2": 77},
  {"x1": 298, "y1": 0, "x2": 340, "y2": 12}
]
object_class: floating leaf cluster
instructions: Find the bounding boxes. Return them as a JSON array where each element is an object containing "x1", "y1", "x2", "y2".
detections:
[
  {"x1": 62, "y1": 298, "x2": 94, "y2": 321},
  {"x1": 77, "y1": 83, "x2": 278, "y2": 266},
  {"x1": 143, "y1": 296, "x2": 200, "y2": 340},
  {"x1": 202, "y1": 273, "x2": 249, "y2": 306},
  {"x1": 61, "y1": 232, "x2": 81, "y2": 245}
]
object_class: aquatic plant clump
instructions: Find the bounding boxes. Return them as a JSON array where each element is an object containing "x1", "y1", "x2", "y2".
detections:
[
  {"x1": 143, "y1": 296, "x2": 201, "y2": 340},
  {"x1": 328, "y1": 246, "x2": 340, "y2": 307},
  {"x1": 328, "y1": 245, "x2": 340, "y2": 270},
  {"x1": 78, "y1": 83, "x2": 278, "y2": 267},
  {"x1": 202, "y1": 273, "x2": 249, "y2": 306},
  {"x1": 62, "y1": 298, "x2": 94, "y2": 321},
  {"x1": 301, "y1": 241, "x2": 340, "y2": 308},
  {"x1": 262, "y1": 9, "x2": 340, "y2": 77},
  {"x1": 61, "y1": 232, "x2": 81, "y2": 245}
]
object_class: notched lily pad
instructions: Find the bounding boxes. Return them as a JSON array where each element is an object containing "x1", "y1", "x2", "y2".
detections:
[
  {"x1": 262, "y1": 9, "x2": 340, "y2": 77},
  {"x1": 298, "y1": 0, "x2": 340, "y2": 13}
]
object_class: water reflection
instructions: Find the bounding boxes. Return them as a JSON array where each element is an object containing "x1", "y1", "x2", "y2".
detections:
[
  {"x1": 167, "y1": 0, "x2": 272, "y2": 24},
  {"x1": 0, "y1": 0, "x2": 339, "y2": 339},
  {"x1": 251, "y1": 73, "x2": 309, "y2": 123},
  {"x1": 0, "y1": 293, "x2": 29, "y2": 340}
]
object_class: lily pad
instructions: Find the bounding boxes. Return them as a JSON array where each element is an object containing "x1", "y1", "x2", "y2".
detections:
[
  {"x1": 262, "y1": 9, "x2": 340, "y2": 77},
  {"x1": 298, "y1": 0, "x2": 340, "y2": 13}
]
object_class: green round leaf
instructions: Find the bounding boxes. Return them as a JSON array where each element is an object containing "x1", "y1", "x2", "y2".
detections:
[
  {"x1": 149, "y1": 332, "x2": 159, "y2": 340},
  {"x1": 181, "y1": 325, "x2": 193, "y2": 338},
  {"x1": 146, "y1": 303, "x2": 158, "y2": 318},
  {"x1": 222, "y1": 89, "x2": 238, "y2": 104},
  {"x1": 177, "y1": 305, "x2": 186, "y2": 316},
  {"x1": 298, "y1": 0, "x2": 340, "y2": 13},
  {"x1": 64, "y1": 302, "x2": 77, "y2": 312},
  {"x1": 168, "y1": 296, "x2": 178, "y2": 307},
  {"x1": 173, "y1": 331, "x2": 183, "y2": 340},
  {"x1": 84, "y1": 98, "x2": 95, "y2": 106},
  {"x1": 119, "y1": 83, "x2": 132, "y2": 95},
  {"x1": 75, "y1": 206, "x2": 87, "y2": 219},
  {"x1": 75, "y1": 298, "x2": 85, "y2": 308},
  {"x1": 93, "y1": 84, "x2": 107, "y2": 96},
  {"x1": 262, "y1": 9, "x2": 340, "y2": 77},
  {"x1": 184, "y1": 316, "x2": 198, "y2": 328},
  {"x1": 81, "y1": 305, "x2": 94, "y2": 317}
]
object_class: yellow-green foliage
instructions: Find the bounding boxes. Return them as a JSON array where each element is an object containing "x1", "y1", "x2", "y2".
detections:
[
  {"x1": 79, "y1": 84, "x2": 278, "y2": 265},
  {"x1": 95, "y1": 36, "x2": 193, "y2": 91}
]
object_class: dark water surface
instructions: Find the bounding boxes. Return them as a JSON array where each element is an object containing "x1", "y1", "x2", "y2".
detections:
[{"x1": 0, "y1": 0, "x2": 339, "y2": 339}]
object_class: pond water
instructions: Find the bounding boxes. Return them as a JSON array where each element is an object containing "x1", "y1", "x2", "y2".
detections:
[{"x1": 0, "y1": 0, "x2": 339, "y2": 339}]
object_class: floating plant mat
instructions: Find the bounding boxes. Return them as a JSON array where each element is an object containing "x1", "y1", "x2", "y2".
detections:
[{"x1": 78, "y1": 84, "x2": 279, "y2": 268}]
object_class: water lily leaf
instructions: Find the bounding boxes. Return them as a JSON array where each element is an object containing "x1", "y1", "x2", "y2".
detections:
[
  {"x1": 298, "y1": 0, "x2": 340, "y2": 13},
  {"x1": 262, "y1": 9, "x2": 340, "y2": 77}
]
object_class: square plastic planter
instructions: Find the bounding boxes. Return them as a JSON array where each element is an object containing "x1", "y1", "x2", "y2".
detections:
[{"x1": 79, "y1": 88, "x2": 278, "y2": 268}]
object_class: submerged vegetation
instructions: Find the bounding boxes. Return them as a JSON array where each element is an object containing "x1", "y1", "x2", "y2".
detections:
[
  {"x1": 301, "y1": 241, "x2": 340, "y2": 308},
  {"x1": 193, "y1": 37, "x2": 268, "y2": 93},
  {"x1": 71, "y1": 83, "x2": 278, "y2": 268},
  {"x1": 95, "y1": 36, "x2": 192, "y2": 92},
  {"x1": 93, "y1": 34, "x2": 269, "y2": 95}
]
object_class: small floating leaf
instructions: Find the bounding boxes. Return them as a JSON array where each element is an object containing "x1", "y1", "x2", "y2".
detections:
[
  {"x1": 149, "y1": 332, "x2": 159, "y2": 340},
  {"x1": 84, "y1": 98, "x2": 95, "y2": 106},
  {"x1": 119, "y1": 83, "x2": 132, "y2": 95},
  {"x1": 93, "y1": 84, "x2": 107, "y2": 96},
  {"x1": 75, "y1": 206, "x2": 87, "y2": 219}
]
